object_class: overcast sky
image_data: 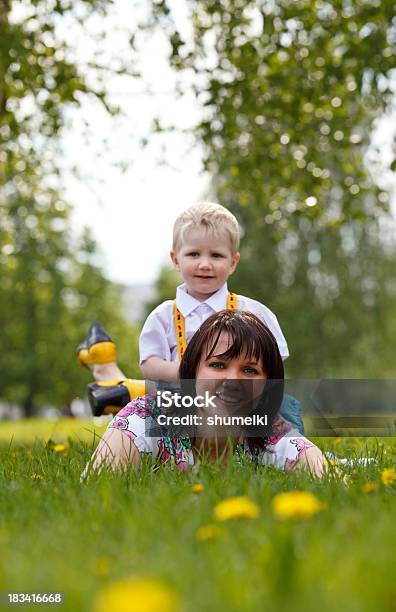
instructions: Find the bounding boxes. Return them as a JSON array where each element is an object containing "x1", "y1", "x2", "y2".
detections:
[{"x1": 61, "y1": 0, "x2": 208, "y2": 286}]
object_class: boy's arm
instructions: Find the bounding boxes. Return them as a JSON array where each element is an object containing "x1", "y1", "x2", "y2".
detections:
[
  {"x1": 139, "y1": 303, "x2": 179, "y2": 381},
  {"x1": 140, "y1": 357, "x2": 179, "y2": 381}
]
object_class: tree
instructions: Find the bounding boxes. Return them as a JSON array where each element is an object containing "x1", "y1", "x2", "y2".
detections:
[
  {"x1": 143, "y1": 264, "x2": 180, "y2": 320},
  {"x1": 0, "y1": 0, "x2": 137, "y2": 414},
  {"x1": 143, "y1": 0, "x2": 396, "y2": 376}
]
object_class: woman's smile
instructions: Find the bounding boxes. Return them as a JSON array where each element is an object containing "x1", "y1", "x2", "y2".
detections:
[{"x1": 215, "y1": 390, "x2": 243, "y2": 404}]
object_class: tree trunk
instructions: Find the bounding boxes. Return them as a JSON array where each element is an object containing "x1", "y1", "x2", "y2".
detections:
[{"x1": 23, "y1": 393, "x2": 36, "y2": 418}]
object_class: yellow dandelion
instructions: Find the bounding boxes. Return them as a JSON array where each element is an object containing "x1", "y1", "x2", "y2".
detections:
[
  {"x1": 31, "y1": 474, "x2": 44, "y2": 481},
  {"x1": 272, "y1": 491, "x2": 324, "y2": 520},
  {"x1": 214, "y1": 496, "x2": 260, "y2": 521},
  {"x1": 93, "y1": 577, "x2": 179, "y2": 612},
  {"x1": 53, "y1": 443, "x2": 66, "y2": 453},
  {"x1": 381, "y1": 467, "x2": 396, "y2": 486},
  {"x1": 362, "y1": 482, "x2": 378, "y2": 494},
  {"x1": 191, "y1": 483, "x2": 204, "y2": 493},
  {"x1": 334, "y1": 437, "x2": 342, "y2": 445},
  {"x1": 196, "y1": 524, "x2": 221, "y2": 541}
]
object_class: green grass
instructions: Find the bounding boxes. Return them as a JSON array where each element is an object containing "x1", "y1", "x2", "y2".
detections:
[
  {"x1": 0, "y1": 418, "x2": 107, "y2": 445},
  {"x1": 0, "y1": 421, "x2": 395, "y2": 612}
]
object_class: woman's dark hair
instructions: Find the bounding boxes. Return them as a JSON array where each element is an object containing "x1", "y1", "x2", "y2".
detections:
[{"x1": 179, "y1": 310, "x2": 284, "y2": 452}]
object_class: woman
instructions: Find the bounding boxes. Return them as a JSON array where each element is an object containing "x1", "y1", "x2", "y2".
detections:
[{"x1": 82, "y1": 311, "x2": 325, "y2": 478}]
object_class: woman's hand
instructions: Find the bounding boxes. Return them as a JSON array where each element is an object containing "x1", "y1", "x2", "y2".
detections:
[
  {"x1": 81, "y1": 428, "x2": 141, "y2": 480},
  {"x1": 292, "y1": 446, "x2": 325, "y2": 478}
]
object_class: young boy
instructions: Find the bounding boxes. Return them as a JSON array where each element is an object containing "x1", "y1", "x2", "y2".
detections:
[{"x1": 140, "y1": 202, "x2": 289, "y2": 378}]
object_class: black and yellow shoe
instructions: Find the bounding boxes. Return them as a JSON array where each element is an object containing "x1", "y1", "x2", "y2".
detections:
[
  {"x1": 88, "y1": 378, "x2": 146, "y2": 416},
  {"x1": 77, "y1": 322, "x2": 146, "y2": 416},
  {"x1": 77, "y1": 322, "x2": 116, "y2": 367}
]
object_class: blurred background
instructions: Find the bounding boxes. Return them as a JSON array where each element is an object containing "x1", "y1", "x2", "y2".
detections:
[{"x1": 1, "y1": 0, "x2": 396, "y2": 419}]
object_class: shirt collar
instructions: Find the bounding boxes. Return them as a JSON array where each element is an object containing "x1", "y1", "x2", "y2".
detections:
[{"x1": 175, "y1": 283, "x2": 229, "y2": 317}]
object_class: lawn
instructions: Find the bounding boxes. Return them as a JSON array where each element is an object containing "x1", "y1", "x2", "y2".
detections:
[{"x1": 0, "y1": 420, "x2": 395, "y2": 612}]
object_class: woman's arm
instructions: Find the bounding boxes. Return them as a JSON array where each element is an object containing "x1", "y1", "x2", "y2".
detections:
[
  {"x1": 265, "y1": 419, "x2": 326, "y2": 478},
  {"x1": 81, "y1": 428, "x2": 141, "y2": 480},
  {"x1": 291, "y1": 445, "x2": 325, "y2": 477}
]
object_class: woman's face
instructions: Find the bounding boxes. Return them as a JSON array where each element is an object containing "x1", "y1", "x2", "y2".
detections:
[{"x1": 195, "y1": 332, "x2": 267, "y2": 418}]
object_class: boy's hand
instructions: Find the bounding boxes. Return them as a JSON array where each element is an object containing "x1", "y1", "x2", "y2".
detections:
[{"x1": 140, "y1": 357, "x2": 180, "y2": 381}]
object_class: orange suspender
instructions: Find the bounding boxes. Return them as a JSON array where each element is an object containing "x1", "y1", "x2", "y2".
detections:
[
  {"x1": 227, "y1": 291, "x2": 237, "y2": 310},
  {"x1": 173, "y1": 300, "x2": 187, "y2": 360},
  {"x1": 173, "y1": 292, "x2": 238, "y2": 360}
]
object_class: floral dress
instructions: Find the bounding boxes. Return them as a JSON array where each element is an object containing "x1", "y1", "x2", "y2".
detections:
[{"x1": 108, "y1": 395, "x2": 314, "y2": 472}]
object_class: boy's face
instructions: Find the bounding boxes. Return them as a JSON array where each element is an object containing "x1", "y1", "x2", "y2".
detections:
[{"x1": 170, "y1": 227, "x2": 240, "y2": 301}]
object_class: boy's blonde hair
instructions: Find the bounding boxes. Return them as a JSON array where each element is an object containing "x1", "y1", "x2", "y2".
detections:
[{"x1": 172, "y1": 202, "x2": 240, "y2": 254}]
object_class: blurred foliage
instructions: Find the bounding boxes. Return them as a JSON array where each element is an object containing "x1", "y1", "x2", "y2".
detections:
[
  {"x1": 0, "y1": 0, "x2": 138, "y2": 415},
  {"x1": 143, "y1": 264, "x2": 180, "y2": 320},
  {"x1": 144, "y1": 0, "x2": 396, "y2": 376}
]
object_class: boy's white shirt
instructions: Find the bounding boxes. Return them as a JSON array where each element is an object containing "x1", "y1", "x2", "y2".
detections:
[{"x1": 139, "y1": 283, "x2": 289, "y2": 364}]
